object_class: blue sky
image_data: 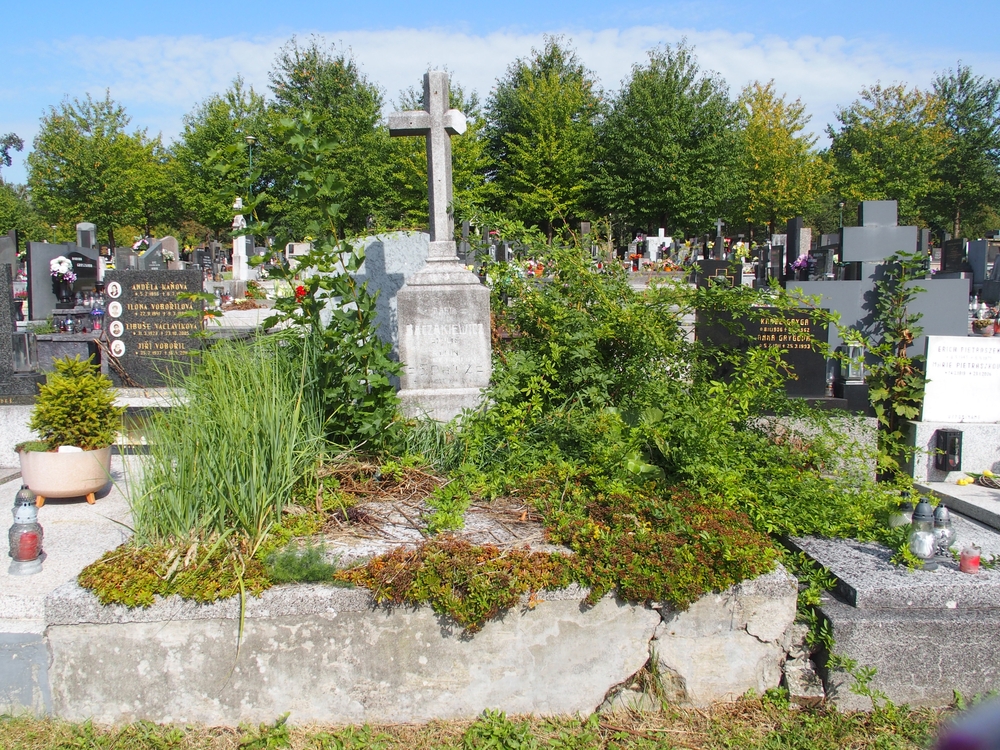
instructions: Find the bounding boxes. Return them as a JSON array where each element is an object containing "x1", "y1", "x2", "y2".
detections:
[{"x1": 3, "y1": 0, "x2": 998, "y2": 185}]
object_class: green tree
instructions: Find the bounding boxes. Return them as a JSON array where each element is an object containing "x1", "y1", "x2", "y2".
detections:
[
  {"x1": 170, "y1": 77, "x2": 269, "y2": 239},
  {"x1": 0, "y1": 133, "x2": 24, "y2": 182},
  {"x1": 737, "y1": 81, "x2": 830, "y2": 237},
  {"x1": 267, "y1": 36, "x2": 391, "y2": 237},
  {"x1": 928, "y1": 65, "x2": 1000, "y2": 237},
  {"x1": 26, "y1": 92, "x2": 166, "y2": 248},
  {"x1": 0, "y1": 182, "x2": 48, "y2": 241},
  {"x1": 484, "y1": 37, "x2": 601, "y2": 238},
  {"x1": 386, "y1": 79, "x2": 490, "y2": 231},
  {"x1": 593, "y1": 42, "x2": 740, "y2": 237},
  {"x1": 827, "y1": 83, "x2": 945, "y2": 227}
]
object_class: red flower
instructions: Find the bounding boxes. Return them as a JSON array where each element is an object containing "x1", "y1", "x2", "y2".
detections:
[{"x1": 295, "y1": 285, "x2": 307, "y2": 303}]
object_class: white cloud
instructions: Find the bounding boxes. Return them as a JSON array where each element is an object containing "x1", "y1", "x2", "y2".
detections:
[{"x1": 2, "y1": 22, "x2": 995, "y2": 185}]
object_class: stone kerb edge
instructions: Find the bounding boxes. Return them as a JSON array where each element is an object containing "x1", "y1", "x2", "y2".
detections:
[{"x1": 45, "y1": 581, "x2": 595, "y2": 627}]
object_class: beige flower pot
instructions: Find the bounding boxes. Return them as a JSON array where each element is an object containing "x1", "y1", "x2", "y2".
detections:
[{"x1": 18, "y1": 446, "x2": 113, "y2": 506}]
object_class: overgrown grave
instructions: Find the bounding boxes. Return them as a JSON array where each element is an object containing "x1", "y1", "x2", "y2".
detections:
[{"x1": 37, "y1": 106, "x2": 957, "y2": 721}]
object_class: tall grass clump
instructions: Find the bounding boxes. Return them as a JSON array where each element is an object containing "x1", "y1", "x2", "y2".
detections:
[{"x1": 129, "y1": 334, "x2": 322, "y2": 555}]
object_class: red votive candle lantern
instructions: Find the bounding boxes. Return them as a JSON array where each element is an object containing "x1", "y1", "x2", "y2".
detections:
[
  {"x1": 960, "y1": 544, "x2": 981, "y2": 574},
  {"x1": 8, "y1": 485, "x2": 44, "y2": 575}
]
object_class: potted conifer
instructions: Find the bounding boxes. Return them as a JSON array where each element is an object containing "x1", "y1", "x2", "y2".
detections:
[{"x1": 16, "y1": 356, "x2": 124, "y2": 506}]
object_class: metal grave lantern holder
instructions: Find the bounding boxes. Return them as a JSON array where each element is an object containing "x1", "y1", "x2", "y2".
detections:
[
  {"x1": 845, "y1": 345, "x2": 865, "y2": 382},
  {"x1": 934, "y1": 428, "x2": 963, "y2": 472}
]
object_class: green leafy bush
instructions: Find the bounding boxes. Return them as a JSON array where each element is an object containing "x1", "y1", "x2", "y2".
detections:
[
  {"x1": 249, "y1": 114, "x2": 402, "y2": 448},
  {"x1": 27, "y1": 355, "x2": 124, "y2": 450},
  {"x1": 462, "y1": 710, "x2": 538, "y2": 750}
]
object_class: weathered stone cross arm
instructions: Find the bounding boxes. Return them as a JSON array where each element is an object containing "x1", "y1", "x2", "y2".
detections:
[{"x1": 388, "y1": 70, "x2": 467, "y2": 253}]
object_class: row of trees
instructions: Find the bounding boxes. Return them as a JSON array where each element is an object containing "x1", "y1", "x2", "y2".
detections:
[{"x1": 2, "y1": 35, "x2": 999, "y2": 249}]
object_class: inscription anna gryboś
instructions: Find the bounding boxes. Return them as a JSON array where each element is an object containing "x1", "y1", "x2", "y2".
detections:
[{"x1": 755, "y1": 319, "x2": 814, "y2": 351}]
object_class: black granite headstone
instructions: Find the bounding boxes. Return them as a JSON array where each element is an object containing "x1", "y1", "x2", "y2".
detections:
[
  {"x1": 786, "y1": 217, "x2": 804, "y2": 260},
  {"x1": 697, "y1": 307, "x2": 829, "y2": 398},
  {"x1": 693, "y1": 259, "x2": 742, "y2": 288},
  {"x1": 0, "y1": 265, "x2": 44, "y2": 403},
  {"x1": 103, "y1": 270, "x2": 203, "y2": 387},
  {"x1": 941, "y1": 238, "x2": 967, "y2": 274},
  {"x1": 768, "y1": 245, "x2": 785, "y2": 284},
  {"x1": 67, "y1": 251, "x2": 99, "y2": 294},
  {"x1": 193, "y1": 250, "x2": 212, "y2": 270},
  {"x1": 27, "y1": 242, "x2": 100, "y2": 321}
]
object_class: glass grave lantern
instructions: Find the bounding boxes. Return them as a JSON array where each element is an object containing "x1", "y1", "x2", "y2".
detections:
[
  {"x1": 908, "y1": 498, "x2": 938, "y2": 570},
  {"x1": 8, "y1": 486, "x2": 43, "y2": 576},
  {"x1": 934, "y1": 429, "x2": 963, "y2": 472},
  {"x1": 11, "y1": 332, "x2": 38, "y2": 373},
  {"x1": 844, "y1": 345, "x2": 865, "y2": 383},
  {"x1": 934, "y1": 503, "x2": 956, "y2": 556}
]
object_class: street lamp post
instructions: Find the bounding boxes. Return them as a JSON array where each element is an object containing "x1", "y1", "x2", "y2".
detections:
[
  {"x1": 839, "y1": 201, "x2": 845, "y2": 229},
  {"x1": 245, "y1": 135, "x2": 256, "y2": 176}
]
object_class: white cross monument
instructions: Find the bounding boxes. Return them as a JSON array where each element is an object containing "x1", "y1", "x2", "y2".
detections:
[
  {"x1": 388, "y1": 71, "x2": 492, "y2": 422},
  {"x1": 232, "y1": 197, "x2": 249, "y2": 281}
]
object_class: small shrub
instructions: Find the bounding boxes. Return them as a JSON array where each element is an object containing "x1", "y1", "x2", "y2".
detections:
[
  {"x1": 462, "y1": 710, "x2": 538, "y2": 750},
  {"x1": 265, "y1": 543, "x2": 340, "y2": 583},
  {"x1": 28, "y1": 355, "x2": 123, "y2": 450}
]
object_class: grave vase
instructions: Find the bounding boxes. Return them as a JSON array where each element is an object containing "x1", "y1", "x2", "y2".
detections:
[{"x1": 52, "y1": 276, "x2": 74, "y2": 308}]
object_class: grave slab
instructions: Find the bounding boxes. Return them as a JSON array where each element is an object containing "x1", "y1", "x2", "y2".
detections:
[
  {"x1": 790, "y1": 519, "x2": 1000, "y2": 610},
  {"x1": 0, "y1": 457, "x2": 134, "y2": 634}
]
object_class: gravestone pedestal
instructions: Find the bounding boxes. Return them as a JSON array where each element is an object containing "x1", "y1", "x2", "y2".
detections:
[{"x1": 396, "y1": 242, "x2": 491, "y2": 422}]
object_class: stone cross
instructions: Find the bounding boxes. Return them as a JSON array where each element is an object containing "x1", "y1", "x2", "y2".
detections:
[
  {"x1": 715, "y1": 218, "x2": 725, "y2": 236},
  {"x1": 388, "y1": 71, "x2": 467, "y2": 253}
]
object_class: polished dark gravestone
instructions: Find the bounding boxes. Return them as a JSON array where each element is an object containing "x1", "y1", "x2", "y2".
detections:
[
  {"x1": 696, "y1": 307, "x2": 830, "y2": 398},
  {"x1": 941, "y1": 238, "x2": 967, "y2": 275},
  {"x1": 0, "y1": 229, "x2": 18, "y2": 281},
  {"x1": 67, "y1": 251, "x2": 98, "y2": 293},
  {"x1": 0, "y1": 265, "x2": 44, "y2": 404},
  {"x1": 691, "y1": 259, "x2": 743, "y2": 288},
  {"x1": 103, "y1": 270, "x2": 203, "y2": 387},
  {"x1": 26, "y1": 242, "x2": 100, "y2": 321}
]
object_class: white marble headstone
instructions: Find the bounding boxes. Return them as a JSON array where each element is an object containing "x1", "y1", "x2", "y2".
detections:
[{"x1": 922, "y1": 336, "x2": 1000, "y2": 423}]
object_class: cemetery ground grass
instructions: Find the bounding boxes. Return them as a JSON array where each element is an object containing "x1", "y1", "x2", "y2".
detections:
[{"x1": 0, "y1": 696, "x2": 946, "y2": 748}]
